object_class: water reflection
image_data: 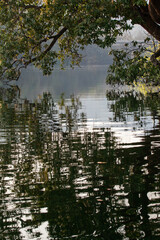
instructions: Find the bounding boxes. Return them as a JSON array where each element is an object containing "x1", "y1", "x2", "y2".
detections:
[
  {"x1": 0, "y1": 87, "x2": 160, "y2": 240},
  {"x1": 18, "y1": 65, "x2": 108, "y2": 100}
]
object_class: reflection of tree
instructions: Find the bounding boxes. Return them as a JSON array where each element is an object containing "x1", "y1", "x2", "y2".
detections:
[
  {"x1": 0, "y1": 88, "x2": 160, "y2": 239},
  {"x1": 106, "y1": 88, "x2": 160, "y2": 124},
  {"x1": 106, "y1": 89, "x2": 145, "y2": 123},
  {"x1": 106, "y1": 89, "x2": 160, "y2": 239}
]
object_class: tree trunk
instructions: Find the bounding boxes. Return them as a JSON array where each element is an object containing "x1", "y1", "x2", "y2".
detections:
[
  {"x1": 134, "y1": 2, "x2": 160, "y2": 67},
  {"x1": 148, "y1": 0, "x2": 160, "y2": 24},
  {"x1": 137, "y1": 5, "x2": 160, "y2": 41}
]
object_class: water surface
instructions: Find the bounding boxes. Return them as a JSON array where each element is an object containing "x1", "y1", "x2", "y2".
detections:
[{"x1": 0, "y1": 65, "x2": 160, "y2": 240}]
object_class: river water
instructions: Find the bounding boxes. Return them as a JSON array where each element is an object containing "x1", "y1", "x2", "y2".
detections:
[{"x1": 0, "y1": 64, "x2": 160, "y2": 240}]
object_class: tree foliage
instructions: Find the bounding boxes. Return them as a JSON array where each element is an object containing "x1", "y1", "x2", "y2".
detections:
[
  {"x1": 107, "y1": 38, "x2": 160, "y2": 85},
  {"x1": 0, "y1": 0, "x2": 160, "y2": 83}
]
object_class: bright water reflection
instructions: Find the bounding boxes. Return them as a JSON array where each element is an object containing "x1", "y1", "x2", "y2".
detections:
[{"x1": 0, "y1": 68, "x2": 160, "y2": 240}]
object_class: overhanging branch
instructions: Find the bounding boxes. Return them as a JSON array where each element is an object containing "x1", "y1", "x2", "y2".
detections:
[
  {"x1": 25, "y1": 27, "x2": 67, "y2": 66},
  {"x1": 0, "y1": 27, "x2": 68, "y2": 81}
]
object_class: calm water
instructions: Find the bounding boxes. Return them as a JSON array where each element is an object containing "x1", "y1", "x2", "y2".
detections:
[{"x1": 0, "y1": 66, "x2": 160, "y2": 240}]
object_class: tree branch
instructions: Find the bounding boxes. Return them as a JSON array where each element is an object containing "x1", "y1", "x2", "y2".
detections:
[
  {"x1": 150, "y1": 48, "x2": 160, "y2": 67},
  {"x1": 0, "y1": 27, "x2": 68, "y2": 81},
  {"x1": 22, "y1": 5, "x2": 42, "y2": 10},
  {"x1": 24, "y1": 27, "x2": 67, "y2": 66}
]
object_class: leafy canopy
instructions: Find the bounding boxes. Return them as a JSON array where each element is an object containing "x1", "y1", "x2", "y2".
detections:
[
  {"x1": 0, "y1": 0, "x2": 160, "y2": 83},
  {"x1": 107, "y1": 38, "x2": 160, "y2": 85}
]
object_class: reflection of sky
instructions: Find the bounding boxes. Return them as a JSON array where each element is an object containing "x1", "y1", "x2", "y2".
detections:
[
  {"x1": 20, "y1": 221, "x2": 49, "y2": 240},
  {"x1": 80, "y1": 96, "x2": 158, "y2": 144},
  {"x1": 0, "y1": 129, "x2": 8, "y2": 144},
  {"x1": 18, "y1": 45, "x2": 111, "y2": 100},
  {"x1": 18, "y1": 65, "x2": 108, "y2": 99},
  {"x1": 13, "y1": 62, "x2": 159, "y2": 145}
]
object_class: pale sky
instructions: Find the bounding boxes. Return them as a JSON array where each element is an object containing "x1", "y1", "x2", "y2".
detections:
[{"x1": 118, "y1": 24, "x2": 147, "y2": 41}]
